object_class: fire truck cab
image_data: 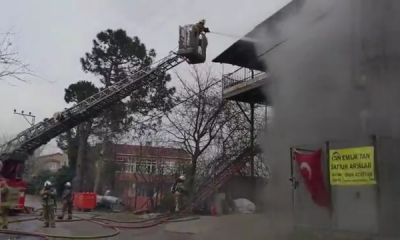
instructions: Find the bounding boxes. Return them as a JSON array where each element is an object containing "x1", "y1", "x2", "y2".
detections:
[{"x1": 0, "y1": 158, "x2": 27, "y2": 211}]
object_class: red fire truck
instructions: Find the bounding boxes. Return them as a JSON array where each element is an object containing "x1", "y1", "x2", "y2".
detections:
[{"x1": 0, "y1": 159, "x2": 27, "y2": 211}]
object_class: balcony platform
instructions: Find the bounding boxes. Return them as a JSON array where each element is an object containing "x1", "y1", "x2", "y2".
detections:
[{"x1": 222, "y1": 69, "x2": 269, "y2": 105}]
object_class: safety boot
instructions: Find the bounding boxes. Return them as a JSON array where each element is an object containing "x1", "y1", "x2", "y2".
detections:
[
  {"x1": 1, "y1": 225, "x2": 7, "y2": 229},
  {"x1": 50, "y1": 224, "x2": 56, "y2": 228},
  {"x1": 43, "y1": 223, "x2": 49, "y2": 228},
  {"x1": 67, "y1": 216, "x2": 72, "y2": 220}
]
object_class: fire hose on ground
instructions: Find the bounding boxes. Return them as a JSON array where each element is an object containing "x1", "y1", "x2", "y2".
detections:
[
  {"x1": 0, "y1": 147, "x2": 252, "y2": 239},
  {"x1": 0, "y1": 210, "x2": 201, "y2": 239}
]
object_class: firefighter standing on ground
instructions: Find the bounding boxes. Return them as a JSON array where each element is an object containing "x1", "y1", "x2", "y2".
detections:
[
  {"x1": 171, "y1": 175, "x2": 187, "y2": 212},
  {"x1": 0, "y1": 181, "x2": 10, "y2": 229},
  {"x1": 58, "y1": 182, "x2": 73, "y2": 220},
  {"x1": 40, "y1": 181, "x2": 57, "y2": 228}
]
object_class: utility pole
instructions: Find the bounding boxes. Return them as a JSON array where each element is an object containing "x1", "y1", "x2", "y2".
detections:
[
  {"x1": 14, "y1": 109, "x2": 35, "y2": 126},
  {"x1": 13, "y1": 109, "x2": 36, "y2": 180}
]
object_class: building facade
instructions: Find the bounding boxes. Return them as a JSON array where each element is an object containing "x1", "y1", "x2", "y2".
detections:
[
  {"x1": 111, "y1": 144, "x2": 191, "y2": 211},
  {"x1": 31, "y1": 152, "x2": 68, "y2": 175}
]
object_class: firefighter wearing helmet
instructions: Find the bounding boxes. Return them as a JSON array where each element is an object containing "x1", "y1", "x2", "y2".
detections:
[
  {"x1": 195, "y1": 19, "x2": 210, "y2": 35},
  {"x1": 171, "y1": 175, "x2": 188, "y2": 212},
  {"x1": 40, "y1": 180, "x2": 57, "y2": 228},
  {"x1": 58, "y1": 182, "x2": 73, "y2": 220},
  {"x1": 0, "y1": 181, "x2": 10, "y2": 229}
]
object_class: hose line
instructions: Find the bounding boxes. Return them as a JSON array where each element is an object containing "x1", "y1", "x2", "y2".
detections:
[{"x1": 0, "y1": 210, "x2": 200, "y2": 239}]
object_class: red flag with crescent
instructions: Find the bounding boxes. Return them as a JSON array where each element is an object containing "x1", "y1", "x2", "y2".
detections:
[{"x1": 294, "y1": 148, "x2": 330, "y2": 209}]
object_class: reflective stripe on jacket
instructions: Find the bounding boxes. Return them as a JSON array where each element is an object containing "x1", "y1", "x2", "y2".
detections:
[{"x1": 1, "y1": 186, "x2": 10, "y2": 207}]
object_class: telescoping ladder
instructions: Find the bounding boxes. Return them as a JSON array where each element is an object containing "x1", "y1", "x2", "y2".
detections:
[{"x1": 0, "y1": 53, "x2": 185, "y2": 159}]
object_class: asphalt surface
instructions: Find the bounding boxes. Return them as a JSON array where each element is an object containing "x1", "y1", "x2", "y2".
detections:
[
  {"x1": 1, "y1": 195, "x2": 194, "y2": 240},
  {"x1": 3, "y1": 195, "x2": 270, "y2": 240}
]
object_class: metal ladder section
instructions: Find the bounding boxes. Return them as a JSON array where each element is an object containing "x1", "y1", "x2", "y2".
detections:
[
  {"x1": 0, "y1": 53, "x2": 185, "y2": 158},
  {"x1": 183, "y1": 147, "x2": 254, "y2": 212}
]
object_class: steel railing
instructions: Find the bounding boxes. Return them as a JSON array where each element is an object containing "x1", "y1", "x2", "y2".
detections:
[{"x1": 222, "y1": 67, "x2": 267, "y2": 90}]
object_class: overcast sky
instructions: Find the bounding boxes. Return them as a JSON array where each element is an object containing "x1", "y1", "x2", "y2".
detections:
[{"x1": 0, "y1": 0, "x2": 289, "y2": 153}]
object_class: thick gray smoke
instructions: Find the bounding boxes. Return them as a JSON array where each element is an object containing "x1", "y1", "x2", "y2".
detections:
[{"x1": 251, "y1": 0, "x2": 400, "y2": 238}]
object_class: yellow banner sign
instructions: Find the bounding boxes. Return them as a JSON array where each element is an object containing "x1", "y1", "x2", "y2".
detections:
[{"x1": 329, "y1": 146, "x2": 376, "y2": 185}]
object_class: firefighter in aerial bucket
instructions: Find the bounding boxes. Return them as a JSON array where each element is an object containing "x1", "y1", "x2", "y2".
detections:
[
  {"x1": 195, "y1": 19, "x2": 210, "y2": 35},
  {"x1": 58, "y1": 182, "x2": 73, "y2": 220},
  {"x1": 40, "y1": 181, "x2": 57, "y2": 228},
  {"x1": 171, "y1": 175, "x2": 188, "y2": 212},
  {"x1": 194, "y1": 19, "x2": 210, "y2": 47},
  {"x1": 0, "y1": 181, "x2": 10, "y2": 229}
]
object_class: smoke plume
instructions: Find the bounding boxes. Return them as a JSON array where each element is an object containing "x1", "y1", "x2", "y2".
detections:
[{"x1": 250, "y1": 0, "x2": 400, "y2": 237}]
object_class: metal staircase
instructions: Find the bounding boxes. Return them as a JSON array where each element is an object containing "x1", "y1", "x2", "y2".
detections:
[
  {"x1": 184, "y1": 147, "x2": 254, "y2": 212},
  {"x1": 0, "y1": 53, "x2": 185, "y2": 160}
]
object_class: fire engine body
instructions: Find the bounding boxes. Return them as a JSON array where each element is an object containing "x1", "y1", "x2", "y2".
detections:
[{"x1": 0, "y1": 159, "x2": 27, "y2": 211}]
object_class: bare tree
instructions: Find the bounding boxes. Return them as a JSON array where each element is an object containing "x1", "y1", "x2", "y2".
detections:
[
  {"x1": 221, "y1": 103, "x2": 270, "y2": 181},
  {"x1": 0, "y1": 30, "x2": 34, "y2": 83},
  {"x1": 115, "y1": 133, "x2": 190, "y2": 211},
  {"x1": 165, "y1": 65, "x2": 237, "y2": 191},
  {"x1": 25, "y1": 146, "x2": 46, "y2": 179}
]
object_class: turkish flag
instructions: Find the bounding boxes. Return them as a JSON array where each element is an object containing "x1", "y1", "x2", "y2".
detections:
[{"x1": 294, "y1": 149, "x2": 330, "y2": 210}]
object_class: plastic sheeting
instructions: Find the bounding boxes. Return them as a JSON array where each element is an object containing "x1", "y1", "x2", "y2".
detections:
[{"x1": 233, "y1": 198, "x2": 256, "y2": 214}]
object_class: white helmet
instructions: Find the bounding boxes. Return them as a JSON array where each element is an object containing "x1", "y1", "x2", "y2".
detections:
[
  {"x1": 65, "y1": 182, "x2": 71, "y2": 187},
  {"x1": 44, "y1": 181, "x2": 52, "y2": 187},
  {"x1": 179, "y1": 175, "x2": 186, "y2": 181}
]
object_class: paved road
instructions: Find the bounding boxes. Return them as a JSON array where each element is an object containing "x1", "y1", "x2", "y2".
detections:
[
  {"x1": 8, "y1": 195, "x2": 269, "y2": 240},
  {"x1": 5, "y1": 195, "x2": 192, "y2": 240}
]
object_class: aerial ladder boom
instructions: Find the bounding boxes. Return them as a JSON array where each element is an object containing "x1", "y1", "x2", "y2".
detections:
[
  {"x1": 0, "y1": 25, "x2": 208, "y2": 161},
  {"x1": 0, "y1": 53, "x2": 184, "y2": 159}
]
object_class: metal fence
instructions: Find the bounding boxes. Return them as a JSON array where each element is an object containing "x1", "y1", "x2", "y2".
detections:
[
  {"x1": 291, "y1": 135, "x2": 400, "y2": 238},
  {"x1": 222, "y1": 67, "x2": 267, "y2": 90}
]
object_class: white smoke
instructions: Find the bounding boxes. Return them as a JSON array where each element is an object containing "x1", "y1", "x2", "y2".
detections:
[{"x1": 250, "y1": 0, "x2": 391, "y2": 237}]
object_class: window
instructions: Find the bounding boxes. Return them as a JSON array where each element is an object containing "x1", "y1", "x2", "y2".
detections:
[
  {"x1": 123, "y1": 163, "x2": 136, "y2": 173},
  {"x1": 146, "y1": 160, "x2": 157, "y2": 174},
  {"x1": 47, "y1": 161, "x2": 60, "y2": 171}
]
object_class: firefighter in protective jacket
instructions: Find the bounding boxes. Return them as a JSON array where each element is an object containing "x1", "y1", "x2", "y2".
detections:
[
  {"x1": 171, "y1": 175, "x2": 188, "y2": 212},
  {"x1": 0, "y1": 181, "x2": 10, "y2": 229},
  {"x1": 58, "y1": 182, "x2": 73, "y2": 220},
  {"x1": 40, "y1": 181, "x2": 57, "y2": 228},
  {"x1": 194, "y1": 19, "x2": 210, "y2": 35}
]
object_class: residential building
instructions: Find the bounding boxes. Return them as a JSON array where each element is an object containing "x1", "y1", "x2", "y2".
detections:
[
  {"x1": 31, "y1": 152, "x2": 68, "y2": 175},
  {"x1": 113, "y1": 144, "x2": 191, "y2": 181},
  {"x1": 110, "y1": 144, "x2": 191, "y2": 211}
]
